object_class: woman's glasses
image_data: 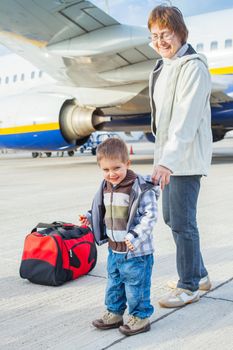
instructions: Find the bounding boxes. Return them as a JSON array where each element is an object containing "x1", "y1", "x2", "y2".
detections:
[{"x1": 149, "y1": 31, "x2": 174, "y2": 42}]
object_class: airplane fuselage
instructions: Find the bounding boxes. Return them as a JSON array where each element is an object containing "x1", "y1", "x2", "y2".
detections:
[{"x1": 0, "y1": 4, "x2": 233, "y2": 151}]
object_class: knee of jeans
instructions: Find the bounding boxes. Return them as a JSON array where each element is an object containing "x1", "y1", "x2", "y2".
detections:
[{"x1": 172, "y1": 228, "x2": 199, "y2": 240}]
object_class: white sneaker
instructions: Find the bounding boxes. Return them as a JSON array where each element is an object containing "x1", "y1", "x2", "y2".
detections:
[
  {"x1": 167, "y1": 275, "x2": 211, "y2": 291},
  {"x1": 159, "y1": 288, "x2": 200, "y2": 308}
]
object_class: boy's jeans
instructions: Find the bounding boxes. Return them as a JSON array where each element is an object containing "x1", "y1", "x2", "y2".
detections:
[
  {"x1": 105, "y1": 249, "x2": 154, "y2": 319},
  {"x1": 162, "y1": 175, "x2": 208, "y2": 292}
]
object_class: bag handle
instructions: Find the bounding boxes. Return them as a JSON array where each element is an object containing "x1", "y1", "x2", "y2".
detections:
[
  {"x1": 31, "y1": 222, "x2": 91, "y2": 238},
  {"x1": 31, "y1": 222, "x2": 63, "y2": 232}
]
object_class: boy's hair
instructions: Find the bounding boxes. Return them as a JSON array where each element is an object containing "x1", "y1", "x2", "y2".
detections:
[
  {"x1": 96, "y1": 137, "x2": 129, "y2": 164},
  {"x1": 148, "y1": 5, "x2": 188, "y2": 45}
]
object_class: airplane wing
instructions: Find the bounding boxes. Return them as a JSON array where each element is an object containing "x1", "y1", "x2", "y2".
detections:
[
  {"x1": 0, "y1": 0, "x2": 156, "y2": 105},
  {"x1": 0, "y1": 0, "x2": 119, "y2": 45},
  {"x1": 0, "y1": 1, "x2": 232, "y2": 150}
]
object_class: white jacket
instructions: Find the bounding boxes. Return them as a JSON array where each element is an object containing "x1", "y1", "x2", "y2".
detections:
[{"x1": 149, "y1": 46, "x2": 212, "y2": 175}]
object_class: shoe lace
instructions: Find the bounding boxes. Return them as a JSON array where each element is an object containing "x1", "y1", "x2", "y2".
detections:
[
  {"x1": 127, "y1": 316, "x2": 138, "y2": 326},
  {"x1": 103, "y1": 311, "x2": 113, "y2": 321}
]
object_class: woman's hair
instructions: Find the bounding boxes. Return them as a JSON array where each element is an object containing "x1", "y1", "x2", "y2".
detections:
[
  {"x1": 148, "y1": 5, "x2": 188, "y2": 44},
  {"x1": 96, "y1": 137, "x2": 129, "y2": 164}
]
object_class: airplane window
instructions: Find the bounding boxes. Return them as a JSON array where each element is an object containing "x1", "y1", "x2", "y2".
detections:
[
  {"x1": 5, "y1": 77, "x2": 9, "y2": 84},
  {"x1": 210, "y1": 41, "x2": 218, "y2": 51},
  {"x1": 21, "y1": 73, "x2": 25, "y2": 81},
  {"x1": 196, "y1": 43, "x2": 204, "y2": 52},
  {"x1": 31, "y1": 71, "x2": 35, "y2": 79},
  {"x1": 13, "y1": 75, "x2": 17, "y2": 83},
  {"x1": 225, "y1": 39, "x2": 232, "y2": 48}
]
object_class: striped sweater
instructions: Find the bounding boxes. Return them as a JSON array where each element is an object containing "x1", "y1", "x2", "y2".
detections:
[
  {"x1": 104, "y1": 170, "x2": 137, "y2": 242},
  {"x1": 88, "y1": 171, "x2": 160, "y2": 258}
]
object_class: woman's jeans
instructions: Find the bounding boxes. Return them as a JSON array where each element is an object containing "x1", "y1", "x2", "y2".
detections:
[
  {"x1": 162, "y1": 175, "x2": 208, "y2": 292},
  {"x1": 105, "y1": 249, "x2": 154, "y2": 319}
]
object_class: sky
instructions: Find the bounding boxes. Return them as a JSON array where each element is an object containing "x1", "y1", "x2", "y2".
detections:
[
  {"x1": 92, "y1": 0, "x2": 233, "y2": 25},
  {"x1": 0, "y1": 0, "x2": 233, "y2": 55}
]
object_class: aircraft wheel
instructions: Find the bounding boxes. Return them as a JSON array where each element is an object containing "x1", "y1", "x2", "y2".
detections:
[
  {"x1": 68, "y1": 150, "x2": 75, "y2": 157},
  {"x1": 45, "y1": 152, "x2": 52, "y2": 157},
  {"x1": 91, "y1": 147, "x2": 96, "y2": 155},
  {"x1": 32, "y1": 152, "x2": 39, "y2": 158}
]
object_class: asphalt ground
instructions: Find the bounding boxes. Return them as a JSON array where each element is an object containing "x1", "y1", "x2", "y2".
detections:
[{"x1": 0, "y1": 138, "x2": 233, "y2": 350}]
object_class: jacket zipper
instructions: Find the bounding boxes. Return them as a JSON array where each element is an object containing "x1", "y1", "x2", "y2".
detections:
[{"x1": 110, "y1": 188, "x2": 115, "y2": 241}]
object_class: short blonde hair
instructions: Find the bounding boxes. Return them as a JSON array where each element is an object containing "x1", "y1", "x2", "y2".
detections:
[
  {"x1": 96, "y1": 138, "x2": 129, "y2": 164},
  {"x1": 148, "y1": 5, "x2": 188, "y2": 45}
]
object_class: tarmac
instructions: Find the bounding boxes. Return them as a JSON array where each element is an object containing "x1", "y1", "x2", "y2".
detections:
[{"x1": 0, "y1": 137, "x2": 233, "y2": 350}]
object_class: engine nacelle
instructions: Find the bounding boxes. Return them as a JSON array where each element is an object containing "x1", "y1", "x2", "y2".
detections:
[
  {"x1": 59, "y1": 99, "x2": 108, "y2": 143},
  {"x1": 0, "y1": 94, "x2": 108, "y2": 151}
]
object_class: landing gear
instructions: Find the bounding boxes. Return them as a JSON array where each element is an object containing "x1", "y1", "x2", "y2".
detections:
[
  {"x1": 32, "y1": 152, "x2": 51, "y2": 158},
  {"x1": 32, "y1": 150, "x2": 76, "y2": 158}
]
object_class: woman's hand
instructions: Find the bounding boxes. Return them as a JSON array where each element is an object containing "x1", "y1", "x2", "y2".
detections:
[
  {"x1": 152, "y1": 165, "x2": 172, "y2": 190},
  {"x1": 79, "y1": 215, "x2": 90, "y2": 226}
]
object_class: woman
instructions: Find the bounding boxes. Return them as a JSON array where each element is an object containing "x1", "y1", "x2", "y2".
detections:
[{"x1": 148, "y1": 5, "x2": 212, "y2": 308}]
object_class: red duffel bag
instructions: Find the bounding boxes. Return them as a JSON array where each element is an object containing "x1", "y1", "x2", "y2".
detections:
[{"x1": 19, "y1": 222, "x2": 97, "y2": 286}]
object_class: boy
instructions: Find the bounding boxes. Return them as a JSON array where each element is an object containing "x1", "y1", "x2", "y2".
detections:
[{"x1": 80, "y1": 138, "x2": 159, "y2": 336}]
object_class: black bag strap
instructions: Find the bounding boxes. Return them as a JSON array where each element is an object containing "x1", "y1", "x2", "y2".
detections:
[
  {"x1": 31, "y1": 222, "x2": 91, "y2": 239},
  {"x1": 31, "y1": 222, "x2": 61, "y2": 233},
  {"x1": 35, "y1": 221, "x2": 65, "y2": 229}
]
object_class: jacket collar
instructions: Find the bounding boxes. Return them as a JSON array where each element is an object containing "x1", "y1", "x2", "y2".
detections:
[
  {"x1": 152, "y1": 43, "x2": 197, "y2": 72},
  {"x1": 105, "y1": 169, "x2": 137, "y2": 191}
]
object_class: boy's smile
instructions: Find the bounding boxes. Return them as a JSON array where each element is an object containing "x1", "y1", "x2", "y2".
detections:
[{"x1": 99, "y1": 158, "x2": 130, "y2": 185}]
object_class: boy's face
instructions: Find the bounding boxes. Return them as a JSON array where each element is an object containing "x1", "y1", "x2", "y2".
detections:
[{"x1": 99, "y1": 157, "x2": 130, "y2": 185}]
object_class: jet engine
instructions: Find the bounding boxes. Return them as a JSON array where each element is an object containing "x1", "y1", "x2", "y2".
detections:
[{"x1": 0, "y1": 94, "x2": 109, "y2": 151}]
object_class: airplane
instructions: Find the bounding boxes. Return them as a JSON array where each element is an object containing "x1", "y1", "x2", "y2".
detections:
[{"x1": 0, "y1": 0, "x2": 233, "y2": 156}]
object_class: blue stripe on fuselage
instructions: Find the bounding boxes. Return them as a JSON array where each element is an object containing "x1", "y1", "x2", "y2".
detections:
[{"x1": 0, "y1": 129, "x2": 75, "y2": 151}]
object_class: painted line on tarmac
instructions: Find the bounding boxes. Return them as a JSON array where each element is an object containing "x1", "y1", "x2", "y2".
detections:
[
  {"x1": 101, "y1": 276, "x2": 233, "y2": 350},
  {"x1": 203, "y1": 296, "x2": 233, "y2": 303},
  {"x1": 200, "y1": 276, "x2": 233, "y2": 297},
  {"x1": 88, "y1": 273, "x2": 107, "y2": 279}
]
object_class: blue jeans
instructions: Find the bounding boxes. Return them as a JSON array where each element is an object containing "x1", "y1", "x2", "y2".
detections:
[
  {"x1": 162, "y1": 176, "x2": 208, "y2": 292},
  {"x1": 105, "y1": 249, "x2": 154, "y2": 319}
]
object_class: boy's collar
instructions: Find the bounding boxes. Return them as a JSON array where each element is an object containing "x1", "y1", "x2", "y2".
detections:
[{"x1": 106, "y1": 169, "x2": 137, "y2": 189}]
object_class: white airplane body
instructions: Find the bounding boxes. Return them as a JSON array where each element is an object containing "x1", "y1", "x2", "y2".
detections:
[{"x1": 0, "y1": 1, "x2": 232, "y2": 152}]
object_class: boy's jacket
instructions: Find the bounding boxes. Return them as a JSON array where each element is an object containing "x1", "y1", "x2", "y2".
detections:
[{"x1": 87, "y1": 174, "x2": 159, "y2": 258}]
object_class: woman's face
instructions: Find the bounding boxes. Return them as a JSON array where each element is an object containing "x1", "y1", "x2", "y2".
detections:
[{"x1": 150, "y1": 23, "x2": 182, "y2": 59}]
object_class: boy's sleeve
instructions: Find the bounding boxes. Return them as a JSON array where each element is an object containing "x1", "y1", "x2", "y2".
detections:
[{"x1": 125, "y1": 187, "x2": 159, "y2": 250}]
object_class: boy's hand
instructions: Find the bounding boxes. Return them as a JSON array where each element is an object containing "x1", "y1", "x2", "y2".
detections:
[
  {"x1": 125, "y1": 239, "x2": 135, "y2": 251},
  {"x1": 79, "y1": 215, "x2": 90, "y2": 226}
]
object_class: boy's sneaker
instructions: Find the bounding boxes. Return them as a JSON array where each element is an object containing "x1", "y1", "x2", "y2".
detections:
[
  {"x1": 167, "y1": 275, "x2": 211, "y2": 291},
  {"x1": 119, "y1": 316, "x2": 150, "y2": 336},
  {"x1": 92, "y1": 311, "x2": 123, "y2": 330},
  {"x1": 159, "y1": 288, "x2": 200, "y2": 308}
]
